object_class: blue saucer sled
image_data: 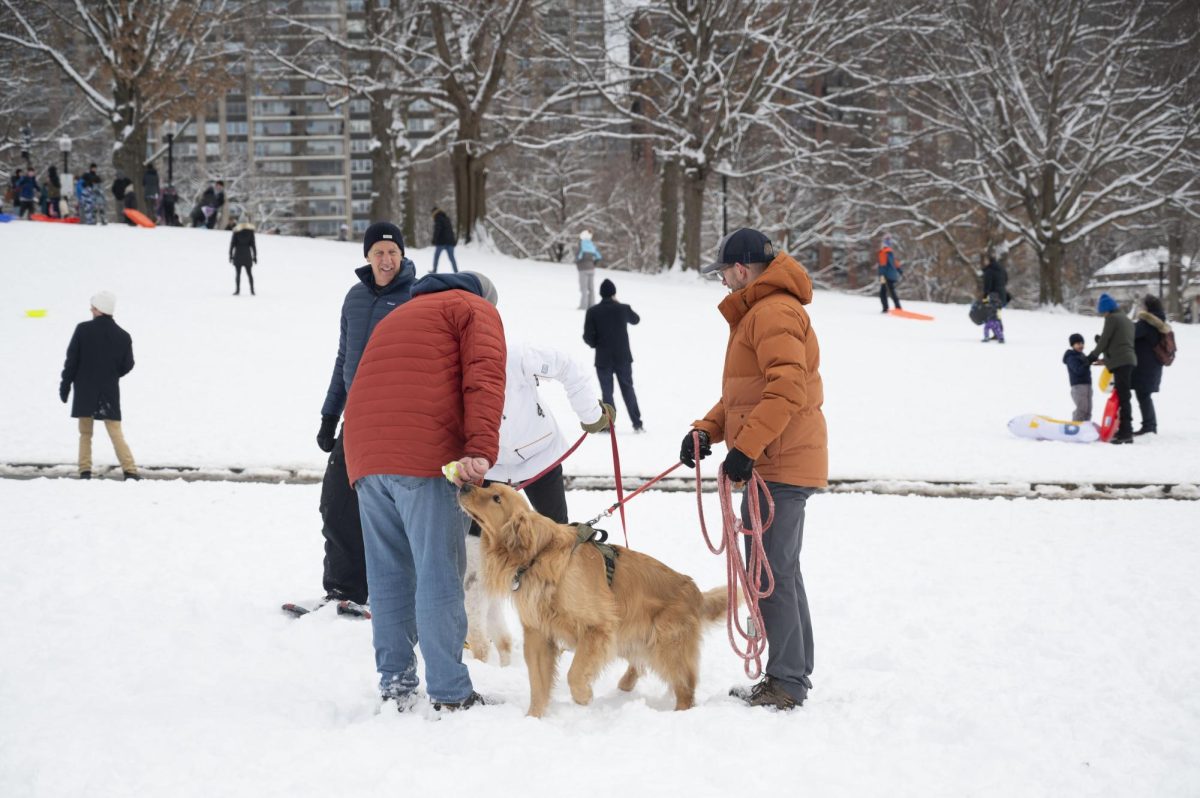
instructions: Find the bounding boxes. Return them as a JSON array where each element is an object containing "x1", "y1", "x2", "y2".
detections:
[{"x1": 1008, "y1": 414, "x2": 1099, "y2": 443}]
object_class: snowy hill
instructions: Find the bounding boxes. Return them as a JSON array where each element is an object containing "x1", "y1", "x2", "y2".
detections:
[{"x1": 2, "y1": 221, "x2": 1198, "y2": 484}]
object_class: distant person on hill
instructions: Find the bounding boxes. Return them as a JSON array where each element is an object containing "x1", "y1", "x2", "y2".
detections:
[
  {"x1": 981, "y1": 256, "x2": 1008, "y2": 343},
  {"x1": 575, "y1": 230, "x2": 601, "y2": 309},
  {"x1": 1063, "y1": 333, "x2": 1092, "y2": 422},
  {"x1": 338, "y1": 223, "x2": 349, "y2": 242},
  {"x1": 158, "y1": 185, "x2": 179, "y2": 226},
  {"x1": 430, "y1": 204, "x2": 458, "y2": 273},
  {"x1": 583, "y1": 278, "x2": 644, "y2": 433},
  {"x1": 229, "y1": 217, "x2": 258, "y2": 296},
  {"x1": 121, "y1": 184, "x2": 137, "y2": 225},
  {"x1": 194, "y1": 184, "x2": 216, "y2": 228},
  {"x1": 282, "y1": 222, "x2": 417, "y2": 620},
  {"x1": 209, "y1": 180, "x2": 226, "y2": 229},
  {"x1": 16, "y1": 167, "x2": 38, "y2": 218},
  {"x1": 877, "y1": 233, "x2": 902, "y2": 312},
  {"x1": 1131, "y1": 294, "x2": 1171, "y2": 436},
  {"x1": 142, "y1": 163, "x2": 159, "y2": 214},
  {"x1": 59, "y1": 291, "x2": 139, "y2": 481},
  {"x1": 1088, "y1": 293, "x2": 1136, "y2": 444},
  {"x1": 46, "y1": 165, "x2": 62, "y2": 218},
  {"x1": 111, "y1": 174, "x2": 132, "y2": 208}
]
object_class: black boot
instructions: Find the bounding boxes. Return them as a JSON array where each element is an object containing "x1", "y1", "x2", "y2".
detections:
[{"x1": 1132, "y1": 428, "x2": 1156, "y2": 436}]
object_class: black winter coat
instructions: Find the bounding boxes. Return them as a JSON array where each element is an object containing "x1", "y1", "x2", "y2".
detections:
[
  {"x1": 432, "y1": 209, "x2": 457, "y2": 247},
  {"x1": 982, "y1": 260, "x2": 1008, "y2": 303},
  {"x1": 583, "y1": 298, "x2": 640, "y2": 368},
  {"x1": 321, "y1": 260, "x2": 417, "y2": 417},
  {"x1": 1063, "y1": 349, "x2": 1090, "y2": 386},
  {"x1": 60, "y1": 315, "x2": 134, "y2": 420},
  {"x1": 229, "y1": 224, "x2": 257, "y2": 266},
  {"x1": 1132, "y1": 311, "x2": 1168, "y2": 393}
]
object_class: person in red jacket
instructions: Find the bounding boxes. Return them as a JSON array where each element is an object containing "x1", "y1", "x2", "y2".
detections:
[{"x1": 343, "y1": 270, "x2": 506, "y2": 712}]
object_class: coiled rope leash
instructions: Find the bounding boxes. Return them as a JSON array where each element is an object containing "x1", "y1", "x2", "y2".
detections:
[{"x1": 690, "y1": 431, "x2": 775, "y2": 680}]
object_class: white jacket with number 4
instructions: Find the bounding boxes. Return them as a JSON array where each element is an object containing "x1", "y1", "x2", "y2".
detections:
[{"x1": 487, "y1": 341, "x2": 603, "y2": 484}]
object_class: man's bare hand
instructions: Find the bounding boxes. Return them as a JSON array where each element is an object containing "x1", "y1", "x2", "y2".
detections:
[{"x1": 453, "y1": 456, "x2": 491, "y2": 485}]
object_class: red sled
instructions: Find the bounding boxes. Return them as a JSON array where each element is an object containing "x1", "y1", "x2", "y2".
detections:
[
  {"x1": 1098, "y1": 390, "x2": 1120, "y2": 442},
  {"x1": 30, "y1": 213, "x2": 80, "y2": 224},
  {"x1": 123, "y1": 208, "x2": 156, "y2": 228}
]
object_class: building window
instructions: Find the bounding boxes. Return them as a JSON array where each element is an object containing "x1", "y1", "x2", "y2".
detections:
[
  {"x1": 351, "y1": 159, "x2": 372, "y2": 173},
  {"x1": 350, "y1": 99, "x2": 370, "y2": 115},
  {"x1": 350, "y1": 138, "x2": 375, "y2": 153},
  {"x1": 350, "y1": 119, "x2": 372, "y2": 134}
]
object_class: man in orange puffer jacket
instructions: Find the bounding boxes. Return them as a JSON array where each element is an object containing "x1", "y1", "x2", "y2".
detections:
[
  {"x1": 681, "y1": 228, "x2": 828, "y2": 712},
  {"x1": 344, "y1": 270, "x2": 506, "y2": 712}
]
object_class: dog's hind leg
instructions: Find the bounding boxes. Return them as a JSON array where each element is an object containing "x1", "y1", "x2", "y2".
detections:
[
  {"x1": 566, "y1": 627, "x2": 612, "y2": 706},
  {"x1": 463, "y1": 544, "x2": 490, "y2": 662},
  {"x1": 523, "y1": 625, "x2": 559, "y2": 718},
  {"x1": 651, "y1": 637, "x2": 700, "y2": 711},
  {"x1": 487, "y1": 597, "x2": 513, "y2": 666},
  {"x1": 617, "y1": 664, "x2": 641, "y2": 692}
]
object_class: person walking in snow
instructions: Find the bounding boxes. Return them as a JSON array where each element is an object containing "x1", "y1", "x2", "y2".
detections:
[
  {"x1": 584, "y1": 278, "x2": 644, "y2": 433},
  {"x1": 15, "y1": 166, "x2": 38, "y2": 218},
  {"x1": 575, "y1": 230, "x2": 602, "y2": 309},
  {"x1": 82, "y1": 164, "x2": 106, "y2": 225},
  {"x1": 981, "y1": 255, "x2": 1008, "y2": 343},
  {"x1": 1131, "y1": 294, "x2": 1171, "y2": 436},
  {"x1": 229, "y1": 218, "x2": 258, "y2": 295},
  {"x1": 343, "y1": 269, "x2": 506, "y2": 713},
  {"x1": 1063, "y1": 333, "x2": 1092, "y2": 422},
  {"x1": 681, "y1": 228, "x2": 828, "y2": 711},
  {"x1": 209, "y1": 180, "x2": 226, "y2": 229},
  {"x1": 121, "y1": 183, "x2": 138, "y2": 225},
  {"x1": 59, "y1": 291, "x2": 139, "y2": 481},
  {"x1": 142, "y1": 163, "x2": 160, "y2": 214},
  {"x1": 285, "y1": 222, "x2": 418, "y2": 620},
  {"x1": 46, "y1": 165, "x2": 62, "y2": 218},
  {"x1": 877, "y1": 233, "x2": 902, "y2": 312},
  {"x1": 430, "y1": 204, "x2": 458, "y2": 273},
  {"x1": 1088, "y1": 293, "x2": 1136, "y2": 444}
]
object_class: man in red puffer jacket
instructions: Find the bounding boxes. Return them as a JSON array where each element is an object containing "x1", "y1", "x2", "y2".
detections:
[{"x1": 343, "y1": 270, "x2": 506, "y2": 712}]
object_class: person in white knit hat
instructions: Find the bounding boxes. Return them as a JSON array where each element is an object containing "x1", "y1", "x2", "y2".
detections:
[{"x1": 59, "y1": 291, "x2": 139, "y2": 480}]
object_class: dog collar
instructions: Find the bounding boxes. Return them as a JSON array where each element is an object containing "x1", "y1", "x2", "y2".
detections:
[{"x1": 511, "y1": 559, "x2": 536, "y2": 592}]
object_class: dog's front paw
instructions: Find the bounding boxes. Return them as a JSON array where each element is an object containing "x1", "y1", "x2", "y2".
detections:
[
  {"x1": 569, "y1": 683, "x2": 593, "y2": 705},
  {"x1": 617, "y1": 665, "x2": 640, "y2": 692},
  {"x1": 466, "y1": 635, "x2": 490, "y2": 663}
]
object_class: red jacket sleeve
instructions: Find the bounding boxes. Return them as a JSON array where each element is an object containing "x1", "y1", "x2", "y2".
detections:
[{"x1": 457, "y1": 297, "x2": 507, "y2": 464}]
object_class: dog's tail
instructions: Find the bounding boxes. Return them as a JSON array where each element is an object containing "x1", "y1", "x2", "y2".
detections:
[{"x1": 701, "y1": 587, "x2": 729, "y2": 623}]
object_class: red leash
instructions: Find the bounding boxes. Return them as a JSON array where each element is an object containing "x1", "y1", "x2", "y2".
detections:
[{"x1": 513, "y1": 432, "x2": 588, "y2": 491}]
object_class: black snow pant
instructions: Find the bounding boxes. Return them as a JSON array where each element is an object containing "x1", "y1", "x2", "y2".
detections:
[
  {"x1": 467, "y1": 464, "x2": 568, "y2": 537},
  {"x1": 234, "y1": 263, "x2": 255, "y2": 295},
  {"x1": 597, "y1": 361, "x2": 643, "y2": 429},
  {"x1": 1112, "y1": 364, "x2": 1134, "y2": 441},
  {"x1": 1135, "y1": 387, "x2": 1157, "y2": 433},
  {"x1": 320, "y1": 431, "x2": 368, "y2": 604},
  {"x1": 743, "y1": 482, "x2": 817, "y2": 703},
  {"x1": 879, "y1": 278, "x2": 901, "y2": 311}
]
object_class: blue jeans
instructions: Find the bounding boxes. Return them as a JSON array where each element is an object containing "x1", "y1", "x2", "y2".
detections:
[
  {"x1": 433, "y1": 245, "x2": 458, "y2": 273},
  {"x1": 356, "y1": 474, "x2": 473, "y2": 702}
]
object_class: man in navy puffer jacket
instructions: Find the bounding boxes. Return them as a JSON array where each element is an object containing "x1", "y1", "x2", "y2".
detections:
[{"x1": 282, "y1": 222, "x2": 416, "y2": 618}]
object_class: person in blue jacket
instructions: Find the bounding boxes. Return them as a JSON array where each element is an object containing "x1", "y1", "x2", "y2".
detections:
[
  {"x1": 1063, "y1": 333, "x2": 1091, "y2": 421},
  {"x1": 283, "y1": 222, "x2": 418, "y2": 618},
  {"x1": 877, "y1": 233, "x2": 902, "y2": 312},
  {"x1": 576, "y1": 230, "x2": 602, "y2": 309},
  {"x1": 16, "y1": 167, "x2": 38, "y2": 218}
]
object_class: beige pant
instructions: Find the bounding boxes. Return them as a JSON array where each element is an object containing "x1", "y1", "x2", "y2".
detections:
[{"x1": 78, "y1": 417, "x2": 137, "y2": 474}]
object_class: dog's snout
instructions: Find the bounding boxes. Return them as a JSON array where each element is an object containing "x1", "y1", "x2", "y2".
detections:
[{"x1": 458, "y1": 483, "x2": 473, "y2": 495}]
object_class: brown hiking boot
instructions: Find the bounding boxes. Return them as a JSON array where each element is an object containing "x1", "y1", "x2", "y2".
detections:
[{"x1": 730, "y1": 676, "x2": 802, "y2": 710}]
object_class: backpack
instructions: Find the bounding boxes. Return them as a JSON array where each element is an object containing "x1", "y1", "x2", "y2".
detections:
[{"x1": 1153, "y1": 330, "x2": 1177, "y2": 366}]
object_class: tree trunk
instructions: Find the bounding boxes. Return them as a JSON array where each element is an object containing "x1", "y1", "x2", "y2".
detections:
[
  {"x1": 1039, "y1": 239, "x2": 1064, "y2": 305},
  {"x1": 111, "y1": 83, "x2": 148, "y2": 215},
  {"x1": 368, "y1": 94, "x2": 399, "y2": 227},
  {"x1": 658, "y1": 159, "x2": 679, "y2": 271},
  {"x1": 681, "y1": 163, "x2": 707, "y2": 271},
  {"x1": 1167, "y1": 209, "x2": 1184, "y2": 319}
]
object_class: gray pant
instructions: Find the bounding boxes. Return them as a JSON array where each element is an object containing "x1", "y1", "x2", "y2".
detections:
[
  {"x1": 1071, "y1": 384, "x2": 1092, "y2": 422},
  {"x1": 578, "y1": 269, "x2": 594, "y2": 309},
  {"x1": 742, "y1": 482, "x2": 817, "y2": 702}
]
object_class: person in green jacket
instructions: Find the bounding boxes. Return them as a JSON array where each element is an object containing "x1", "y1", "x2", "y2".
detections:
[{"x1": 1087, "y1": 293, "x2": 1137, "y2": 444}]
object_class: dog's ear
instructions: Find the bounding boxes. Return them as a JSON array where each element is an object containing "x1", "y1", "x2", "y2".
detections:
[{"x1": 499, "y1": 511, "x2": 537, "y2": 554}]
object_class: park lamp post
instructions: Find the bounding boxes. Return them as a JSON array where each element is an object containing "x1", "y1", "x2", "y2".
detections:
[
  {"x1": 717, "y1": 159, "x2": 731, "y2": 237},
  {"x1": 164, "y1": 120, "x2": 177, "y2": 186},
  {"x1": 20, "y1": 124, "x2": 32, "y2": 168},
  {"x1": 58, "y1": 135, "x2": 71, "y2": 176}
]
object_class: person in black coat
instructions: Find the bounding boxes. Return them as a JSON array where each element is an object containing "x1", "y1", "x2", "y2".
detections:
[
  {"x1": 59, "y1": 291, "x2": 139, "y2": 480},
  {"x1": 430, "y1": 204, "x2": 458, "y2": 273},
  {"x1": 981, "y1": 256, "x2": 1009, "y2": 343},
  {"x1": 142, "y1": 163, "x2": 160, "y2": 212},
  {"x1": 1131, "y1": 294, "x2": 1171, "y2": 435},
  {"x1": 229, "y1": 219, "x2": 258, "y2": 295},
  {"x1": 583, "y1": 279, "x2": 644, "y2": 432}
]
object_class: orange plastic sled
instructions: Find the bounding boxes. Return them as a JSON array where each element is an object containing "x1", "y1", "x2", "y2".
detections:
[
  {"x1": 888, "y1": 308, "x2": 935, "y2": 321},
  {"x1": 30, "y1": 213, "x2": 80, "y2": 224},
  {"x1": 123, "y1": 208, "x2": 156, "y2": 228},
  {"x1": 1098, "y1": 390, "x2": 1120, "y2": 442}
]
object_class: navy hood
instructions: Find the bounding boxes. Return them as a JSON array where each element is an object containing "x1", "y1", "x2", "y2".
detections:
[
  {"x1": 355, "y1": 258, "x2": 417, "y2": 294},
  {"x1": 412, "y1": 272, "x2": 488, "y2": 300}
]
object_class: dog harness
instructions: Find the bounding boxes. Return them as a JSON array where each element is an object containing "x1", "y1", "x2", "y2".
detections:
[{"x1": 510, "y1": 523, "x2": 618, "y2": 592}]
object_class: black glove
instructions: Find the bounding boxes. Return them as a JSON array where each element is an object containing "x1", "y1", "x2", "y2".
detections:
[
  {"x1": 722, "y1": 447, "x2": 755, "y2": 483},
  {"x1": 59, "y1": 387, "x2": 69, "y2": 404},
  {"x1": 316, "y1": 415, "x2": 339, "y2": 453},
  {"x1": 679, "y1": 429, "x2": 711, "y2": 468}
]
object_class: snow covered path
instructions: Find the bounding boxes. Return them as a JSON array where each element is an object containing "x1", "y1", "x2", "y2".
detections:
[{"x1": 2, "y1": 478, "x2": 1197, "y2": 797}]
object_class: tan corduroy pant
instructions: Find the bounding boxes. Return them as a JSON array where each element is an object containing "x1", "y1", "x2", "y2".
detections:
[{"x1": 78, "y1": 417, "x2": 137, "y2": 475}]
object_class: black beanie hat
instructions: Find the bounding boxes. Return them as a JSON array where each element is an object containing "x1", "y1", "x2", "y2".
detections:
[
  {"x1": 600, "y1": 278, "x2": 616, "y2": 298},
  {"x1": 1069, "y1": 333, "x2": 1084, "y2": 346},
  {"x1": 363, "y1": 221, "x2": 404, "y2": 258}
]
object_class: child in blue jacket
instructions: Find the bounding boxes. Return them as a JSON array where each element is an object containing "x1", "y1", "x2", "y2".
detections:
[{"x1": 1063, "y1": 333, "x2": 1091, "y2": 422}]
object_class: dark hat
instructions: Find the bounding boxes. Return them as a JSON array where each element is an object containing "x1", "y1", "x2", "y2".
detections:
[
  {"x1": 701, "y1": 228, "x2": 776, "y2": 274},
  {"x1": 363, "y1": 221, "x2": 404, "y2": 258},
  {"x1": 1069, "y1": 333, "x2": 1084, "y2": 346},
  {"x1": 600, "y1": 278, "x2": 616, "y2": 298},
  {"x1": 461, "y1": 271, "x2": 499, "y2": 306}
]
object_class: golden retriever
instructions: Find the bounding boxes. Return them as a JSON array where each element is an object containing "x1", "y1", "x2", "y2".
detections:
[{"x1": 458, "y1": 481, "x2": 726, "y2": 717}]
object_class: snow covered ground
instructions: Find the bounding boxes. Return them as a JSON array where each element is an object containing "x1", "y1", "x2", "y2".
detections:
[{"x1": 2, "y1": 222, "x2": 1200, "y2": 796}]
